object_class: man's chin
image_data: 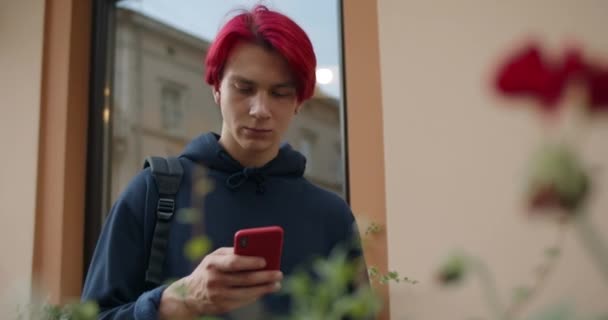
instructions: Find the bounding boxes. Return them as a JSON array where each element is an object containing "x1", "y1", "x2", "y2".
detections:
[{"x1": 239, "y1": 139, "x2": 275, "y2": 153}]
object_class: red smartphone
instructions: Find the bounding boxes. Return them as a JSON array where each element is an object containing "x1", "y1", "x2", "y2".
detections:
[{"x1": 234, "y1": 226, "x2": 284, "y2": 271}]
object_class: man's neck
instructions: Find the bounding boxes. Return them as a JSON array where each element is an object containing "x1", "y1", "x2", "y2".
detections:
[{"x1": 218, "y1": 135, "x2": 279, "y2": 168}]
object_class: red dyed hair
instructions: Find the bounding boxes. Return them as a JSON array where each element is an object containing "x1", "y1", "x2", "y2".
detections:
[{"x1": 204, "y1": 5, "x2": 317, "y2": 102}]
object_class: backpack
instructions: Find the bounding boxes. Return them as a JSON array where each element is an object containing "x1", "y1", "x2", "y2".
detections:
[{"x1": 142, "y1": 156, "x2": 184, "y2": 286}]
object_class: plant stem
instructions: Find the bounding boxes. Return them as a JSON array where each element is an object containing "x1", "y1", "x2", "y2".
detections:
[
  {"x1": 574, "y1": 212, "x2": 608, "y2": 285},
  {"x1": 504, "y1": 219, "x2": 568, "y2": 319},
  {"x1": 468, "y1": 255, "x2": 508, "y2": 320}
]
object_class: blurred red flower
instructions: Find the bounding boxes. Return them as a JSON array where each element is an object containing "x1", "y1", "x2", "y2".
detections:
[
  {"x1": 585, "y1": 64, "x2": 608, "y2": 112},
  {"x1": 495, "y1": 43, "x2": 583, "y2": 111},
  {"x1": 494, "y1": 41, "x2": 608, "y2": 115}
]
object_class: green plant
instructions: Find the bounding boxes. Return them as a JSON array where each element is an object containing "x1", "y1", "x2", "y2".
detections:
[
  {"x1": 18, "y1": 301, "x2": 99, "y2": 320},
  {"x1": 25, "y1": 170, "x2": 396, "y2": 319},
  {"x1": 281, "y1": 248, "x2": 382, "y2": 320},
  {"x1": 361, "y1": 219, "x2": 419, "y2": 286}
]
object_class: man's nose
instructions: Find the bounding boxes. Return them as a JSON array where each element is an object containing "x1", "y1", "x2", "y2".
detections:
[{"x1": 249, "y1": 93, "x2": 271, "y2": 119}]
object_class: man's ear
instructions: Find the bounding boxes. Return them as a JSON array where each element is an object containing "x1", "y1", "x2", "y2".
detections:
[{"x1": 213, "y1": 90, "x2": 220, "y2": 104}]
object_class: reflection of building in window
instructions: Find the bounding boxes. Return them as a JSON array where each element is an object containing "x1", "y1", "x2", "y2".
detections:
[
  {"x1": 160, "y1": 81, "x2": 187, "y2": 137},
  {"x1": 286, "y1": 90, "x2": 344, "y2": 196},
  {"x1": 110, "y1": 8, "x2": 219, "y2": 204},
  {"x1": 297, "y1": 128, "x2": 318, "y2": 173},
  {"x1": 110, "y1": 8, "x2": 346, "y2": 205},
  {"x1": 333, "y1": 141, "x2": 344, "y2": 184}
]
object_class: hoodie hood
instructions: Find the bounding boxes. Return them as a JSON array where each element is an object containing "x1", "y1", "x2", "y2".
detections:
[{"x1": 181, "y1": 133, "x2": 306, "y2": 192}]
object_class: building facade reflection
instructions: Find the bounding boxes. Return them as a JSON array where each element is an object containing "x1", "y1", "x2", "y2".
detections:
[{"x1": 109, "y1": 8, "x2": 344, "y2": 208}]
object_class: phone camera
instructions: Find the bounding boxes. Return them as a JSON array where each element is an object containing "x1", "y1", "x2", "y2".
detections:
[{"x1": 239, "y1": 236, "x2": 249, "y2": 248}]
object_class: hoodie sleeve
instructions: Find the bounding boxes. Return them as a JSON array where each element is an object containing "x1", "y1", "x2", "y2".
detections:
[
  {"x1": 328, "y1": 203, "x2": 375, "y2": 320},
  {"x1": 81, "y1": 170, "x2": 166, "y2": 319},
  {"x1": 331, "y1": 200, "x2": 364, "y2": 256},
  {"x1": 342, "y1": 206, "x2": 370, "y2": 288},
  {"x1": 324, "y1": 196, "x2": 370, "y2": 287}
]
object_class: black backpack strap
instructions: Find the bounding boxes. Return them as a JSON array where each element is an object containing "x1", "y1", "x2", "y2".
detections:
[{"x1": 143, "y1": 156, "x2": 184, "y2": 285}]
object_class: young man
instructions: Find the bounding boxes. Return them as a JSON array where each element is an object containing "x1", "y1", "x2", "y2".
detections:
[{"x1": 82, "y1": 5, "x2": 365, "y2": 319}]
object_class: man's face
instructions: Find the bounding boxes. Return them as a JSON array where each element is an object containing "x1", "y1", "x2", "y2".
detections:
[{"x1": 215, "y1": 42, "x2": 300, "y2": 157}]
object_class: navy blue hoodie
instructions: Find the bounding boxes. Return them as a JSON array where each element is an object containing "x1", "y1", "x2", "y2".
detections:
[{"x1": 81, "y1": 132, "x2": 363, "y2": 319}]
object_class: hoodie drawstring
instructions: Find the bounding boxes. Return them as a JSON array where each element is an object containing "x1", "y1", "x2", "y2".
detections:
[{"x1": 226, "y1": 167, "x2": 267, "y2": 194}]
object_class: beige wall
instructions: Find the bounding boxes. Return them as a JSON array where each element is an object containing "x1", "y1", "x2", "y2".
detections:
[
  {"x1": 378, "y1": 1, "x2": 608, "y2": 319},
  {"x1": 0, "y1": 0, "x2": 46, "y2": 315}
]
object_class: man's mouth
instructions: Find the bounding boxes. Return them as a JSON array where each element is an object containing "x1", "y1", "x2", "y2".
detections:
[{"x1": 244, "y1": 127, "x2": 272, "y2": 133}]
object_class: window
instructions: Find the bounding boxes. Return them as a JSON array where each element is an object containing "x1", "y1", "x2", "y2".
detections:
[
  {"x1": 298, "y1": 129, "x2": 318, "y2": 173},
  {"x1": 160, "y1": 82, "x2": 186, "y2": 136},
  {"x1": 86, "y1": 0, "x2": 349, "y2": 264}
]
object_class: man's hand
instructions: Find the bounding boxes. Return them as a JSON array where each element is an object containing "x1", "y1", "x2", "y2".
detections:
[{"x1": 159, "y1": 247, "x2": 283, "y2": 319}]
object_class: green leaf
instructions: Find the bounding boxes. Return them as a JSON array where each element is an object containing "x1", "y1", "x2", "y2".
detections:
[
  {"x1": 544, "y1": 247, "x2": 561, "y2": 259},
  {"x1": 437, "y1": 253, "x2": 468, "y2": 285},
  {"x1": 403, "y1": 276, "x2": 419, "y2": 284},
  {"x1": 194, "y1": 178, "x2": 214, "y2": 196},
  {"x1": 184, "y1": 236, "x2": 211, "y2": 262},
  {"x1": 368, "y1": 266, "x2": 379, "y2": 277},
  {"x1": 528, "y1": 143, "x2": 590, "y2": 212},
  {"x1": 525, "y1": 302, "x2": 574, "y2": 320},
  {"x1": 42, "y1": 304, "x2": 62, "y2": 319},
  {"x1": 281, "y1": 247, "x2": 382, "y2": 320},
  {"x1": 513, "y1": 286, "x2": 531, "y2": 302},
  {"x1": 365, "y1": 222, "x2": 382, "y2": 236},
  {"x1": 176, "y1": 208, "x2": 201, "y2": 224},
  {"x1": 70, "y1": 301, "x2": 100, "y2": 320}
]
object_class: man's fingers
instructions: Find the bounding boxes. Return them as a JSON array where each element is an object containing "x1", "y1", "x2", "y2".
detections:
[
  {"x1": 221, "y1": 270, "x2": 283, "y2": 287},
  {"x1": 210, "y1": 285, "x2": 277, "y2": 315},
  {"x1": 223, "y1": 281, "x2": 282, "y2": 301},
  {"x1": 209, "y1": 253, "x2": 266, "y2": 272},
  {"x1": 212, "y1": 247, "x2": 234, "y2": 255}
]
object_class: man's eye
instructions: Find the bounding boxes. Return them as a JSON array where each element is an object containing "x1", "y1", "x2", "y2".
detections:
[
  {"x1": 234, "y1": 83, "x2": 253, "y2": 94},
  {"x1": 272, "y1": 90, "x2": 295, "y2": 98}
]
